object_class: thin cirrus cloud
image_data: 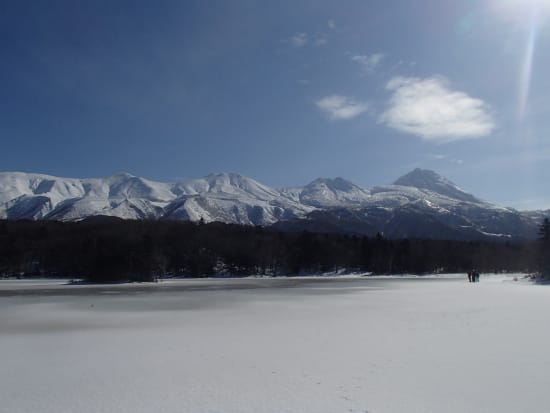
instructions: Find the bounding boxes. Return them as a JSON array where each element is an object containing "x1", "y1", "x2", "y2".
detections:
[
  {"x1": 289, "y1": 32, "x2": 327, "y2": 48},
  {"x1": 290, "y1": 33, "x2": 308, "y2": 47},
  {"x1": 316, "y1": 95, "x2": 369, "y2": 120},
  {"x1": 351, "y1": 53, "x2": 384, "y2": 73},
  {"x1": 314, "y1": 35, "x2": 327, "y2": 46},
  {"x1": 379, "y1": 76, "x2": 496, "y2": 143},
  {"x1": 426, "y1": 154, "x2": 465, "y2": 164}
]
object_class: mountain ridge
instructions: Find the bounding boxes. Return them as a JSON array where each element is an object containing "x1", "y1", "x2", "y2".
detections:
[{"x1": 0, "y1": 170, "x2": 546, "y2": 240}]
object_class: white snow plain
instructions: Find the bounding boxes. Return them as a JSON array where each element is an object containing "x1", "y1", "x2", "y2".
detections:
[{"x1": 1, "y1": 275, "x2": 550, "y2": 413}]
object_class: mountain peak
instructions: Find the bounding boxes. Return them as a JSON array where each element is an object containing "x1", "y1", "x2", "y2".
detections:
[
  {"x1": 394, "y1": 168, "x2": 448, "y2": 187},
  {"x1": 204, "y1": 172, "x2": 263, "y2": 188},
  {"x1": 107, "y1": 172, "x2": 136, "y2": 182},
  {"x1": 307, "y1": 177, "x2": 358, "y2": 192},
  {"x1": 299, "y1": 177, "x2": 370, "y2": 207},
  {"x1": 205, "y1": 172, "x2": 242, "y2": 179},
  {"x1": 191, "y1": 172, "x2": 281, "y2": 200},
  {"x1": 393, "y1": 168, "x2": 479, "y2": 203}
]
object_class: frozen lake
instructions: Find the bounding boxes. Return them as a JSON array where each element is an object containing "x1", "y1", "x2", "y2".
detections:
[{"x1": 1, "y1": 275, "x2": 549, "y2": 413}]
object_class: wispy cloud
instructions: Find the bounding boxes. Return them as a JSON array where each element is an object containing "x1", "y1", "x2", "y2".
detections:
[
  {"x1": 290, "y1": 33, "x2": 308, "y2": 47},
  {"x1": 328, "y1": 19, "x2": 336, "y2": 30},
  {"x1": 351, "y1": 54, "x2": 384, "y2": 73},
  {"x1": 380, "y1": 76, "x2": 495, "y2": 143},
  {"x1": 314, "y1": 35, "x2": 327, "y2": 46},
  {"x1": 427, "y1": 154, "x2": 448, "y2": 160},
  {"x1": 288, "y1": 32, "x2": 327, "y2": 48},
  {"x1": 426, "y1": 154, "x2": 464, "y2": 164},
  {"x1": 288, "y1": 25, "x2": 331, "y2": 49},
  {"x1": 316, "y1": 95, "x2": 369, "y2": 120}
]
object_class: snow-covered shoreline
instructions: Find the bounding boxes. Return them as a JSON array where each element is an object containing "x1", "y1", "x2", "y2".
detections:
[
  {"x1": 0, "y1": 272, "x2": 520, "y2": 289},
  {"x1": 1, "y1": 274, "x2": 547, "y2": 412}
]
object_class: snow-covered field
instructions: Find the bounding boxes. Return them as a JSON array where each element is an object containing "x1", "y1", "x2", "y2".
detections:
[{"x1": 1, "y1": 275, "x2": 550, "y2": 413}]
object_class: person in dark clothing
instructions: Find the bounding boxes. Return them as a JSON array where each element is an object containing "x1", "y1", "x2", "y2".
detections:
[
  {"x1": 474, "y1": 270, "x2": 480, "y2": 282},
  {"x1": 468, "y1": 271, "x2": 472, "y2": 282}
]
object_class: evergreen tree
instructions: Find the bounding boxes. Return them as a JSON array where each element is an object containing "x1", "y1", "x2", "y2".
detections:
[
  {"x1": 538, "y1": 218, "x2": 550, "y2": 276},
  {"x1": 538, "y1": 218, "x2": 550, "y2": 241}
]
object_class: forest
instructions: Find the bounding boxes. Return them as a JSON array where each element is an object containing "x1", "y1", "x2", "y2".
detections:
[{"x1": 0, "y1": 218, "x2": 545, "y2": 282}]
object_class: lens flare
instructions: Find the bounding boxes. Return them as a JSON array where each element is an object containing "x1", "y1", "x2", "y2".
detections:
[{"x1": 518, "y1": 9, "x2": 538, "y2": 121}]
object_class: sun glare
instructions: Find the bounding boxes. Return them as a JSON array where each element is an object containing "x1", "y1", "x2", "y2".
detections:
[
  {"x1": 488, "y1": 0, "x2": 547, "y2": 121},
  {"x1": 518, "y1": 7, "x2": 538, "y2": 121},
  {"x1": 489, "y1": 0, "x2": 550, "y2": 21}
]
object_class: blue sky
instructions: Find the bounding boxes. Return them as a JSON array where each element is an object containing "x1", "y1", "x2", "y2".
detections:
[{"x1": 1, "y1": 0, "x2": 550, "y2": 209}]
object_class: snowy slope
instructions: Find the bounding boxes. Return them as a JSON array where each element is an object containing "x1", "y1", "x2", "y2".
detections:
[
  {"x1": 164, "y1": 173, "x2": 313, "y2": 224},
  {"x1": 393, "y1": 168, "x2": 480, "y2": 203},
  {"x1": 0, "y1": 172, "x2": 87, "y2": 219},
  {"x1": 0, "y1": 172, "x2": 176, "y2": 220},
  {"x1": 175, "y1": 173, "x2": 282, "y2": 200},
  {"x1": 281, "y1": 177, "x2": 371, "y2": 207}
]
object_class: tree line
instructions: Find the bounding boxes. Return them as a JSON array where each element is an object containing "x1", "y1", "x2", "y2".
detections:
[{"x1": 0, "y1": 218, "x2": 545, "y2": 282}]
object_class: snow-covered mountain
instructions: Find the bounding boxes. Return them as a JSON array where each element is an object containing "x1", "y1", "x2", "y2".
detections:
[
  {"x1": 280, "y1": 177, "x2": 371, "y2": 207},
  {"x1": 276, "y1": 169, "x2": 541, "y2": 240},
  {"x1": 0, "y1": 172, "x2": 312, "y2": 225},
  {"x1": 0, "y1": 169, "x2": 546, "y2": 240},
  {"x1": 162, "y1": 173, "x2": 312, "y2": 224},
  {"x1": 393, "y1": 168, "x2": 480, "y2": 203}
]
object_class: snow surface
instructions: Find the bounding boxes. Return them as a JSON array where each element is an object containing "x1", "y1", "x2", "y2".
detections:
[{"x1": 1, "y1": 275, "x2": 549, "y2": 413}]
